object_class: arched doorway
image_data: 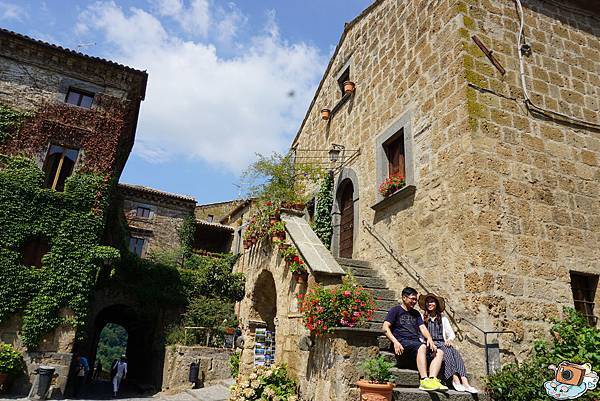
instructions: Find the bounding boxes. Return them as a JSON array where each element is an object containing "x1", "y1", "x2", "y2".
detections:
[
  {"x1": 250, "y1": 270, "x2": 277, "y2": 367},
  {"x1": 85, "y1": 304, "x2": 156, "y2": 393},
  {"x1": 338, "y1": 180, "x2": 354, "y2": 259},
  {"x1": 252, "y1": 270, "x2": 277, "y2": 330}
]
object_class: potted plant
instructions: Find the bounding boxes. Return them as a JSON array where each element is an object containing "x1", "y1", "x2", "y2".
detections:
[
  {"x1": 321, "y1": 108, "x2": 331, "y2": 120},
  {"x1": 343, "y1": 80, "x2": 356, "y2": 94},
  {"x1": 299, "y1": 274, "x2": 377, "y2": 335},
  {"x1": 378, "y1": 174, "x2": 405, "y2": 197},
  {"x1": 0, "y1": 343, "x2": 23, "y2": 388},
  {"x1": 269, "y1": 221, "x2": 286, "y2": 242},
  {"x1": 357, "y1": 356, "x2": 395, "y2": 401},
  {"x1": 289, "y1": 256, "x2": 308, "y2": 283},
  {"x1": 229, "y1": 364, "x2": 298, "y2": 401}
]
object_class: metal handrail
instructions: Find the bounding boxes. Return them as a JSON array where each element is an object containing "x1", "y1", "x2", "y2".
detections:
[{"x1": 361, "y1": 219, "x2": 518, "y2": 374}]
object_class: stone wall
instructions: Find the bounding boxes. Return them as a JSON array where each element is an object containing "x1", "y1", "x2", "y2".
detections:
[
  {"x1": 162, "y1": 345, "x2": 233, "y2": 391},
  {"x1": 459, "y1": 0, "x2": 600, "y2": 363},
  {"x1": 291, "y1": 0, "x2": 600, "y2": 381},
  {"x1": 119, "y1": 184, "x2": 197, "y2": 255}
]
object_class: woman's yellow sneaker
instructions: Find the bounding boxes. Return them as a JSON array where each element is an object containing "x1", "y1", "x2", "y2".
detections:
[{"x1": 419, "y1": 378, "x2": 438, "y2": 391}]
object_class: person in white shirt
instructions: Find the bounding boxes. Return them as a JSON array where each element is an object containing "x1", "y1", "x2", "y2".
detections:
[
  {"x1": 419, "y1": 293, "x2": 479, "y2": 393},
  {"x1": 112, "y1": 356, "x2": 128, "y2": 397}
]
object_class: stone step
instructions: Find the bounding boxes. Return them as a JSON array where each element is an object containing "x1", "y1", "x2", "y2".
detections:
[
  {"x1": 391, "y1": 368, "x2": 420, "y2": 387},
  {"x1": 372, "y1": 288, "x2": 397, "y2": 300},
  {"x1": 377, "y1": 299, "x2": 399, "y2": 311},
  {"x1": 394, "y1": 388, "x2": 488, "y2": 401},
  {"x1": 335, "y1": 257, "x2": 370, "y2": 268},
  {"x1": 355, "y1": 276, "x2": 388, "y2": 289},
  {"x1": 365, "y1": 321, "x2": 384, "y2": 330},
  {"x1": 343, "y1": 265, "x2": 380, "y2": 277},
  {"x1": 372, "y1": 310, "x2": 388, "y2": 322}
]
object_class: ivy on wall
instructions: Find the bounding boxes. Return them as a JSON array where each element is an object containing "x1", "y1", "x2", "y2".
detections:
[
  {"x1": 0, "y1": 156, "x2": 117, "y2": 348},
  {"x1": 314, "y1": 172, "x2": 334, "y2": 248},
  {"x1": 0, "y1": 106, "x2": 28, "y2": 143}
]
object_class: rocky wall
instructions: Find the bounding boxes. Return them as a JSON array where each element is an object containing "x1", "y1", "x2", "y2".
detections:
[{"x1": 162, "y1": 345, "x2": 233, "y2": 391}]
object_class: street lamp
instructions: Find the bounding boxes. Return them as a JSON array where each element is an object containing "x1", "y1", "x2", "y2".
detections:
[{"x1": 328, "y1": 144, "x2": 345, "y2": 163}]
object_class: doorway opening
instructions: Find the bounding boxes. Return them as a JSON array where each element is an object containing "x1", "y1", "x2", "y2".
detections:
[{"x1": 338, "y1": 179, "x2": 354, "y2": 259}]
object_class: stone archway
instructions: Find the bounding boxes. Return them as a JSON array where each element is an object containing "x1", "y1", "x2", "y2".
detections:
[
  {"x1": 72, "y1": 289, "x2": 169, "y2": 395},
  {"x1": 251, "y1": 270, "x2": 277, "y2": 330},
  {"x1": 332, "y1": 167, "x2": 360, "y2": 259}
]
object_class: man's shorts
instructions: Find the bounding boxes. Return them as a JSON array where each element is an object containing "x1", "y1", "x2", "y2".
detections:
[{"x1": 399, "y1": 339, "x2": 425, "y2": 357}]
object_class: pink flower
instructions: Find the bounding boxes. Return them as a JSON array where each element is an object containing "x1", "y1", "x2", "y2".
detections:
[{"x1": 343, "y1": 290, "x2": 351, "y2": 297}]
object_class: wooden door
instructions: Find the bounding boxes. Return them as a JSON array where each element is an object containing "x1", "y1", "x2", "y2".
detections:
[{"x1": 339, "y1": 182, "x2": 354, "y2": 259}]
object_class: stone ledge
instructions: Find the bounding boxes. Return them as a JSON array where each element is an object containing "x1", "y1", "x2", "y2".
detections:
[{"x1": 371, "y1": 185, "x2": 416, "y2": 212}]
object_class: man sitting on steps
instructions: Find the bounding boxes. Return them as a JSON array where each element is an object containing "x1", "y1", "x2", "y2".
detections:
[{"x1": 382, "y1": 287, "x2": 448, "y2": 392}]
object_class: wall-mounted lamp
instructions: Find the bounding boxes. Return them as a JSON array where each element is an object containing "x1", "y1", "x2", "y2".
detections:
[{"x1": 328, "y1": 144, "x2": 345, "y2": 162}]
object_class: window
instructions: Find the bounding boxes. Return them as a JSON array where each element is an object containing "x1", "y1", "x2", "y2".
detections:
[
  {"x1": 337, "y1": 66, "x2": 350, "y2": 97},
  {"x1": 22, "y1": 236, "x2": 50, "y2": 268},
  {"x1": 570, "y1": 272, "x2": 598, "y2": 325},
  {"x1": 44, "y1": 145, "x2": 79, "y2": 191},
  {"x1": 383, "y1": 131, "x2": 405, "y2": 179},
  {"x1": 135, "y1": 206, "x2": 151, "y2": 218},
  {"x1": 129, "y1": 237, "x2": 145, "y2": 257},
  {"x1": 65, "y1": 88, "x2": 94, "y2": 108},
  {"x1": 207, "y1": 215, "x2": 214, "y2": 223}
]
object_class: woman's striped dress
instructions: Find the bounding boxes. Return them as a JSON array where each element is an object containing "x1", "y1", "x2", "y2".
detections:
[{"x1": 426, "y1": 317, "x2": 467, "y2": 381}]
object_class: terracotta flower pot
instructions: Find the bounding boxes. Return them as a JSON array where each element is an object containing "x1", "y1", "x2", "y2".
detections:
[
  {"x1": 343, "y1": 80, "x2": 356, "y2": 94},
  {"x1": 321, "y1": 108, "x2": 331, "y2": 120},
  {"x1": 243, "y1": 239, "x2": 251, "y2": 249},
  {"x1": 293, "y1": 271, "x2": 309, "y2": 283},
  {"x1": 269, "y1": 215, "x2": 280, "y2": 225},
  {"x1": 251, "y1": 235, "x2": 257, "y2": 245},
  {"x1": 356, "y1": 380, "x2": 394, "y2": 401}
]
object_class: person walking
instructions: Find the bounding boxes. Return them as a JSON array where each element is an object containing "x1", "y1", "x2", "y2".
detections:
[
  {"x1": 419, "y1": 293, "x2": 479, "y2": 393},
  {"x1": 73, "y1": 355, "x2": 89, "y2": 397},
  {"x1": 93, "y1": 360, "x2": 102, "y2": 381},
  {"x1": 112, "y1": 356, "x2": 127, "y2": 397}
]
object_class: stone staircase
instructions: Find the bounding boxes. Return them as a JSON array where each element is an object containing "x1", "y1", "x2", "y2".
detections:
[{"x1": 336, "y1": 258, "x2": 489, "y2": 401}]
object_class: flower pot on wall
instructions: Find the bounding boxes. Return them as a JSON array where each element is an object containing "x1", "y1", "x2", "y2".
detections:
[
  {"x1": 293, "y1": 271, "x2": 309, "y2": 283},
  {"x1": 356, "y1": 380, "x2": 394, "y2": 401},
  {"x1": 343, "y1": 81, "x2": 356, "y2": 94},
  {"x1": 321, "y1": 108, "x2": 331, "y2": 120}
]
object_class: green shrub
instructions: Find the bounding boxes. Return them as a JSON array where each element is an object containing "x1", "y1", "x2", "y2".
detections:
[
  {"x1": 360, "y1": 355, "x2": 395, "y2": 383},
  {"x1": 486, "y1": 308, "x2": 600, "y2": 401},
  {"x1": 229, "y1": 352, "x2": 240, "y2": 378},
  {"x1": 0, "y1": 343, "x2": 24, "y2": 376}
]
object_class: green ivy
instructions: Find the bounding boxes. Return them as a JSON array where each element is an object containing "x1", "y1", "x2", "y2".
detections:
[
  {"x1": 0, "y1": 105, "x2": 28, "y2": 143},
  {"x1": 178, "y1": 213, "x2": 196, "y2": 260},
  {"x1": 314, "y1": 172, "x2": 334, "y2": 248},
  {"x1": 0, "y1": 156, "x2": 115, "y2": 348},
  {"x1": 0, "y1": 343, "x2": 24, "y2": 375}
]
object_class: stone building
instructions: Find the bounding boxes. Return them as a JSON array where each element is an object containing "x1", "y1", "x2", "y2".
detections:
[
  {"x1": 235, "y1": 0, "x2": 600, "y2": 399},
  {"x1": 119, "y1": 183, "x2": 197, "y2": 257},
  {"x1": 0, "y1": 28, "x2": 147, "y2": 396}
]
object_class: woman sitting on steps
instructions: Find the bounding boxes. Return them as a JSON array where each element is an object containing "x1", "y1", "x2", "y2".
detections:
[{"x1": 419, "y1": 293, "x2": 479, "y2": 394}]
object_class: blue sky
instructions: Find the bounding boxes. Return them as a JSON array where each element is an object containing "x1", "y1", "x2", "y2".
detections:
[{"x1": 0, "y1": 0, "x2": 372, "y2": 204}]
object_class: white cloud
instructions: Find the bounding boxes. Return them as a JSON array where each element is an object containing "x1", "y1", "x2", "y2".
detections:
[
  {"x1": 0, "y1": 1, "x2": 27, "y2": 21},
  {"x1": 152, "y1": 0, "x2": 210, "y2": 37},
  {"x1": 78, "y1": 2, "x2": 324, "y2": 172}
]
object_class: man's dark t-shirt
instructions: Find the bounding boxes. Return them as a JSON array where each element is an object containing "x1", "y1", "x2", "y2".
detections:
[{"x1": 385, "y1": 305, "x2": 423, "y2": 343}]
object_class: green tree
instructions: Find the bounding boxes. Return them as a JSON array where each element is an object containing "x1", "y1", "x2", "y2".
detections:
[{"x1": 96, "y1": 323, "x2": 127, "y2": 372}]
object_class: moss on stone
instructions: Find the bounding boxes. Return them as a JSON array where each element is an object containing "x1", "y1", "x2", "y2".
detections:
[{"x1": 463, "y1": 15, "x2": 476, "y2": 30}]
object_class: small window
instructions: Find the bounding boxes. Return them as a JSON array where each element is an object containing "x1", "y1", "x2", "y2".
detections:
[
  {"x1": 207, "y1": 215, "x2": 214, "y2": 223},
  {"x1": 383, "y1": 132, "x2": 405, "y2": 179},
  {"x1": 44, "y1": 145, "x2": 79, "y2": 191},
  {"x1": 129, "y1": 237, "x2": 145, "y2": 257},
  {"x1": 22, "y1": 236, "x2": 50, "y2": 268},
  {"x1": 135, "y1": 207, "x2": 151, "y2": 218},
  {"x1": 65, "y1": 88, "x2": 94, "y2": 108},
  {"x1": 570, "y1": 272, "x2": 598, "y2": 325},
  {"x1": 337, "y1": 66, "x2": 350, "y2": 97}
]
